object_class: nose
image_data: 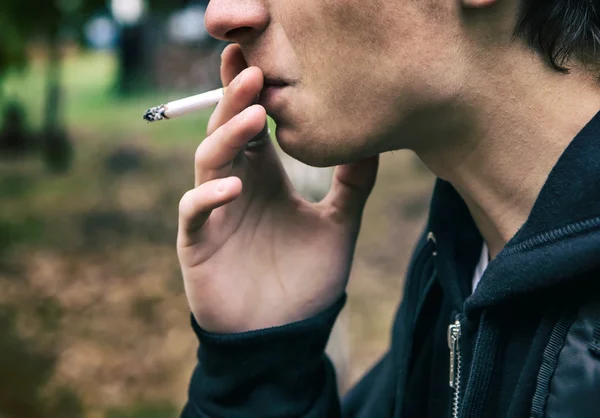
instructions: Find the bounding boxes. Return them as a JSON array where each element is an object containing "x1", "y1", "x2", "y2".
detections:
[{"x1": 204, "y1": 0, "x2": 269, "y2": 43}]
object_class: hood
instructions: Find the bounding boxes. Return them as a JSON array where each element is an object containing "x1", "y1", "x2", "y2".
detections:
[{"x1": 426, "y1": 112, "x2": 600, "y2": 317}]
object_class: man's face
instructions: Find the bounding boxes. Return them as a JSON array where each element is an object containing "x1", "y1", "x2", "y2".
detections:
[{"x1": 205, "y1": 0, "x2": 470, "y2": 166}]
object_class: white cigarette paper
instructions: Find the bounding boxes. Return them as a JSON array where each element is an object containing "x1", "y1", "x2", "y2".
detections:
[
  {"x1": 143, "y1": 87, "x2": 226, "y2": 122},
  {"x1": 143, "y1": 86, "x2": 271, "y2": 149}
]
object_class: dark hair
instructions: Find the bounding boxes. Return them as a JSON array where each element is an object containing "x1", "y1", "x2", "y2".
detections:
[{"x1": 515, "y1": 0, "x2": 600, "y2": 73}]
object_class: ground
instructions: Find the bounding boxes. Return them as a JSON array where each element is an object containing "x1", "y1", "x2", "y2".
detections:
[{"x1": 0, "y1": 51, "x2": 435, "y2": 417}]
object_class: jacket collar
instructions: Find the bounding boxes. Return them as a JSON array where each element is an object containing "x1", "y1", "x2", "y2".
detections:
[{"x1": 426, "y1": 111, "x2": 600, "y2": 316}]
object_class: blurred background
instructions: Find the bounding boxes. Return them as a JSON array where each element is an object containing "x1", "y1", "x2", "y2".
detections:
[{"x1": 0, "y1": 0, "x2": 435, "y2": 417}]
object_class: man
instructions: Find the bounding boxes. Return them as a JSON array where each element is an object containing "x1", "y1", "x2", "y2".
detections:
[{"x1": 177, "y1": 0, "x2": 600, "y2": 417}]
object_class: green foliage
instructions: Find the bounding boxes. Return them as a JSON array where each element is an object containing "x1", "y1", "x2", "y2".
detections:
[
  {"x1": 105, "y1": 402, "x2": 178, "y2": 418},
  {"x1": 0, "y1": 12, "x2": 27, "y2": 77},
  {"x1": 0, "y1": 217, "x2": 44, "y2": 256},
  {"x1": 0, "y1": 0, "x2": 186, "y2": 78},
  {"x1": 0, "y1": 0, "x2": 62, "y2": 76},
  {"x1": 2, "y1": 51, "x2": 212, "y2": 147}
]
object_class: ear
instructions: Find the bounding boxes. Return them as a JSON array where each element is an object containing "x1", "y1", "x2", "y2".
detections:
[{"x1": 462, "y1": 0, "x2": 497, "y2": 7}]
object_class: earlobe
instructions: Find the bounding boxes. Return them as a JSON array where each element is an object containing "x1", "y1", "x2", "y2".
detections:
[{"x1": 462, "y1": 0, "x2": 497, "y2": 7}]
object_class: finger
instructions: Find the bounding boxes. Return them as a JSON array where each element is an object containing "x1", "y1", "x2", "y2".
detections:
[
  {"x1": 221, "y1": 43, "x2": 248, "y2": 87},
  {"x1": 206, "y1": 66, "x2": 264, "y2": 136},
  {"x1": 178, "y1": 176, "x2": 243, "y2": 246},
  {"x1": 321, "y1": 155, "x2": 379, "y2": 221},
  {"x1": 196, "y1": 105, "x2": 267, "y2": 186}
]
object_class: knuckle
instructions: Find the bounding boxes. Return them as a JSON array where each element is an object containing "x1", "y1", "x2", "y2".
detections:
[{"x1": 195, "y1": 143, "x2": 209, "y2": 167}]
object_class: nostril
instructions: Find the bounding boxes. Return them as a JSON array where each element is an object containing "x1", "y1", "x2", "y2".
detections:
[
  {"x1": 224, "y1": 26, "x2": 255, "y2": 41},
  {"x1": 204, "y1": 0, "x2": 269, "y2": 42}
]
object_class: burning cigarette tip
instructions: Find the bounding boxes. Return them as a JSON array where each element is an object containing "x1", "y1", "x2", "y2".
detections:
[
  {"x1": 143, "y1": 105, "x2": 168, "y2": 122},
  {"x1": 143, "y1": 87, "x2": 225, "y2": 123}
]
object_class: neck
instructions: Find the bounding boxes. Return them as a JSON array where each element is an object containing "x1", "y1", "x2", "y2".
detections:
[{"x1": 416, "y1": 54, "x2": 600, "y2": 258}]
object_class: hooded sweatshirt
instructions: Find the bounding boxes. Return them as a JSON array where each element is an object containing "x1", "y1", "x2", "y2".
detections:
[{"x1": 181, "y1": 112, "x2": 600, "y2": 418}]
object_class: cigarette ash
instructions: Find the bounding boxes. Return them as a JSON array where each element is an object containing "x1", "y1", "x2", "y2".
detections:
[{"x1": 143, "y1": 105, "x2": 167, "y2": 122}]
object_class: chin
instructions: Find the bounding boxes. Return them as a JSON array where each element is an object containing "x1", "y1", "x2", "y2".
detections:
[{"x1": 274, "y1": 124, "x2": 370, "y2": 168}]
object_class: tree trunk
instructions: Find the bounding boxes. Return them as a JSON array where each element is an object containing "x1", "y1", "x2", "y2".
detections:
[
  {"x1": 42, "y1": 36, "x2": 72, "y2": 173},
  {"x1": 117, "y1": 24, "x2": 147, "y2": 95}
]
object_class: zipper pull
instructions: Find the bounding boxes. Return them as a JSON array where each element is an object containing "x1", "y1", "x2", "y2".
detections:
[
  {"x1": 447, "y1": 318, "x2": 461, "y2": 388},
  {"x1": 427, "y1": 232, "x2": 437, "y2": 256}
]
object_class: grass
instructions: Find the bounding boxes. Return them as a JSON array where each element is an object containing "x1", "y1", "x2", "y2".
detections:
[
  {"x1": 106, "y1": 402, "x2": 178, "y2": 418},
  {"x1": 1, "y1": 50, "x2": 213, "y2": 148}
]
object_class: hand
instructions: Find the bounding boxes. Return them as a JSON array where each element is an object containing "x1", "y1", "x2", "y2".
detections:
[{"x1": 177, "y1": 44, "x2": 379, "y2": 334}]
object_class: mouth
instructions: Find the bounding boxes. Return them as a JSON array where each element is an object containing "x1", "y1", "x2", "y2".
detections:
[
  {"x1": 259, "y1": 77, "x2": 292, "y2": 112},
  {"x1": 263, "y1": 76, "x2": 290, "y2": 88}
]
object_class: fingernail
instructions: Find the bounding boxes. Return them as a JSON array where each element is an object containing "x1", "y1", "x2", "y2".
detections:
[{"x1": 236, "y1": 70, "x2": 249, "y2": 88}]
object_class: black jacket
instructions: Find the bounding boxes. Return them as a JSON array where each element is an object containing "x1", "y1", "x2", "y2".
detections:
[{"x1": 181, "y1": 113, "x2": 600, "y2": 418}]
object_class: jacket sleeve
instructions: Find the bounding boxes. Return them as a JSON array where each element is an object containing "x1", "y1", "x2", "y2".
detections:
[
  {"x1": 531, "y1": 299, "x2": 600, "y2": 418},
  {"x1": 341, "y1": 352, "x2": 395, "y2": 418},
  {"x1": 180, "y1": 295, "x2": 346, "y2": 418}
]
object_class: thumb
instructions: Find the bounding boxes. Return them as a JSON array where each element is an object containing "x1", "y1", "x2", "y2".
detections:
[{"x1": 322, "y1": 154, "x2": 379, "y2": 220}]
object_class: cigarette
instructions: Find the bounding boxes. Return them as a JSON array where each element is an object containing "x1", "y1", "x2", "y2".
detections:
[
  {"x1": 143, "y1": 86, "x2": 271, "y2": 149},
  {"x1": 143, "y1": 87, "x2": 226, "y2": 122}
]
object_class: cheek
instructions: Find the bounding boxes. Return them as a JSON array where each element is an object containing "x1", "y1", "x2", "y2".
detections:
[
  {"x1": 320, "y1": 0, "x2": 393, "y2": 49},
  {"x1": 274, "y1": 1, "x2": 458, "y2": 163},
  {"x1": 275, "y1": 2, "x2": 401, "y2": 154},
  {"x1": 278, "y1": 0, "x2": 393, "y2": 77}
]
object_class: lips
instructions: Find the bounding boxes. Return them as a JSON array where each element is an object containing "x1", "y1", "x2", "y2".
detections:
[
  {"x1": 257, "y1": 74, "x2": 293, "y2": 117},
  {"x1": 259, "y1": 84, "x2": 289, "y2": 115},
  {"x1": 263, "y1": 77, "x2": 289, "y2": 88}
]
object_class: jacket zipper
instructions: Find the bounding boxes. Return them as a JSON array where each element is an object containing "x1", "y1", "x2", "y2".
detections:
[{"x1": 448, "y1": 315, "x2": 462, "y2": 418}]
